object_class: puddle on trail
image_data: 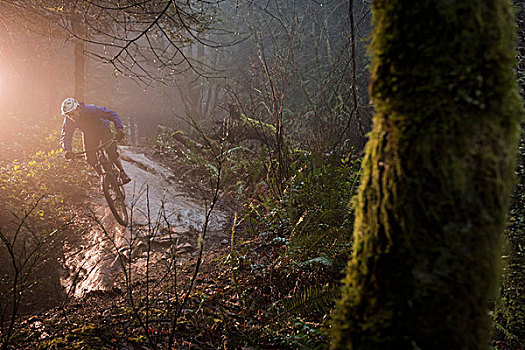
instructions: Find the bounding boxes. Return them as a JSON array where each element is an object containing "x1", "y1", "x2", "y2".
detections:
[{"x1": 61, "y1": 146, "x2": 229, "y2": 298}]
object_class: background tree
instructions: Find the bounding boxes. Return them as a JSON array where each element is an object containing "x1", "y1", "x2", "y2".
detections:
[
  {"x1": 214, "y1": 0, "x2": 372, "y2": 200},
  {"x1": 331, "y1": 0, "x2": 523, "y2": 349},
  {"x1": 225, "y1": 0, "x2": 372, "y2": 152},
  {"x1": 0, "y1": 0, "x2": 228, "y2": 142}
]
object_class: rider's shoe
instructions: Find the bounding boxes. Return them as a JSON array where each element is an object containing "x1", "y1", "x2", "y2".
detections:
[{"x1": 120, "y1": 171, "x2": 131, "y2": 184}]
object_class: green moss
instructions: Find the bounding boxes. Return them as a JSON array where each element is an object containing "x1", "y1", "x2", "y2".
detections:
[
  {"x1": 240, "y1": 113, "x2": 277, "y2": 135},
  {"x1": 495, "y1": 130, "x2": 525, "y2": 346},
  {"x1": 331, "y1": 0, "x2": 523, "y2": 349},
  {"x1": 38, "y1": 337, "x2": 67, "y2": 350}
]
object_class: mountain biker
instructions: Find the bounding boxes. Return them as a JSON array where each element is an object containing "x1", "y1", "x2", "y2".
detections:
[{"x1": 60, "y1": 97, "x2": 132, "y2": 184}]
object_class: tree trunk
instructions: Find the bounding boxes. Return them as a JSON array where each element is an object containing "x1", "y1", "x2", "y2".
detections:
[
  {"x1": 498, "y1": 1, "x2": 525, "y2": 344},
  {"x1": 72, "y1": 14, "x2": 86, "y2": 101},
  {"x1": 46, "y1": 38, "x2": 59, "y2": 117},
  {"x1": 331, "y1": 1, "x2": 523, "y2": 349}
]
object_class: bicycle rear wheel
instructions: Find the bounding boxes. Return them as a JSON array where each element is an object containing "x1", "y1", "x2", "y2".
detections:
[{"x1": 102, "y1": 172, "x2": 129, "y2": 226}]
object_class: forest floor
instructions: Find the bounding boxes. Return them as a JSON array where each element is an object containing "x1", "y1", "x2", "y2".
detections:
[
  {"x1": 10, "y1": 144, "x2": 314, "y2": 349},
  {"x1": 8, "y1": 140, "x2": 520, "y2": 349}
]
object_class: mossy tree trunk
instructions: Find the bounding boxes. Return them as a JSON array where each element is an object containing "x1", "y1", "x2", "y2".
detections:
[
  {"x1": 497, "y1": 1, "x2": 525, "y2": 345},
  {"x1": 331, "y1": 1, "x2": 523, "y2": 349}
]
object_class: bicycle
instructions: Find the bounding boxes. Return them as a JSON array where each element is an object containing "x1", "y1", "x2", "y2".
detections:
[{"x1": 73, "y1": 139, "x2": 129, "y2": 226}]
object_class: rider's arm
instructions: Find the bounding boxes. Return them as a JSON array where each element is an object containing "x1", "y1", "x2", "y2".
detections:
[
  {"x1": 60, "y1": 117, "x2": 76, "y2": 151},
  {"x1": 93, "y1": 105, "x2": 124, "y2": 130}
]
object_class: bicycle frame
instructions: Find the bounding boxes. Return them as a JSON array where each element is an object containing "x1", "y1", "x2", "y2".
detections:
[
  {"x1": 95, "y1": 146, "x2": 120, "y2": 179},
  {"x1": 72, "y1": 138, "x2": 128, "y2": 226}
]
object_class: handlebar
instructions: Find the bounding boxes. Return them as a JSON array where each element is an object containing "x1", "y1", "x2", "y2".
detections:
[{"x1": 69, "y1": 138, "x2": 118, "y2": 158}]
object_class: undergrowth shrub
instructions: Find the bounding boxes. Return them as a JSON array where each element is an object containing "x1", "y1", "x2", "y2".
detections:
[
  {"x1": 152, "y1": 123, "x2": 362, "y2": 348},
  {"x1": 238, "y1": 151, "x2": 360, "y2": 348},
  {"x1": 0, "y1": 202, "x2": 68, "y2": 349},
  {"x1": 0, "y1": 125, "x2": 93, "y2": 219},
  {"x1": 154, "y1": 124, "x2": 269, "y2": 203},
  {"x1": 0, "y1": 115, "x2": 94, "y2": 347},
  {"x1": 248, "y1": 152, "x2": 361, "y2": 269}
]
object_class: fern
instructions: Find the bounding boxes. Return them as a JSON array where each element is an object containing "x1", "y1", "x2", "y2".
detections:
[{"x1": 271, "y1": 283, "x2": 341, "y2": 321}]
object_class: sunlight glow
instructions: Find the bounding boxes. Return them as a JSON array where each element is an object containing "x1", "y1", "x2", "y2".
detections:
[{"x1": 0, "y1": 70, "x2": 4, "y2": 113}]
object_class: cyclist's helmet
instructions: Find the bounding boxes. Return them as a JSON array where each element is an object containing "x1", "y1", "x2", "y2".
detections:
[{"x1": 61, "y1": 97, "x2": 79, "y2": 115}]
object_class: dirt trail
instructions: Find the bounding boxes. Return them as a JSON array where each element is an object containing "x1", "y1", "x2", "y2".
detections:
[{"x1": 61, "y1": 146, "x2": 229, "y2": 298}]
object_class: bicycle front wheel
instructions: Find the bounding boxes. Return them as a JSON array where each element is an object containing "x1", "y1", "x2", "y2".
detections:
[{"x1": 102, "y1": 173, "x2": 129, "y2": 226}]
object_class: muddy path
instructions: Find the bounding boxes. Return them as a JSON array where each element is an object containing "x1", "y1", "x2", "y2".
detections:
[{"x1": 61, "y1": 146, "x2": 230, "y2": 298}]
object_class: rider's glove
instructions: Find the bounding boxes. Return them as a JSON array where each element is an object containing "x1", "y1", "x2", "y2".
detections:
[
  {"x1": 64, "y1": 151, "x2": 74, "y2": 160},
  {"x1": 116, "y1": 129, "x2": 126, "y2": 142}
]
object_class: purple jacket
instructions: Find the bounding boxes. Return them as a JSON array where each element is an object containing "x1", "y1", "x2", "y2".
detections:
[{"x1": 61, "y1": 103, "x2": 123, "y2": 151}]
